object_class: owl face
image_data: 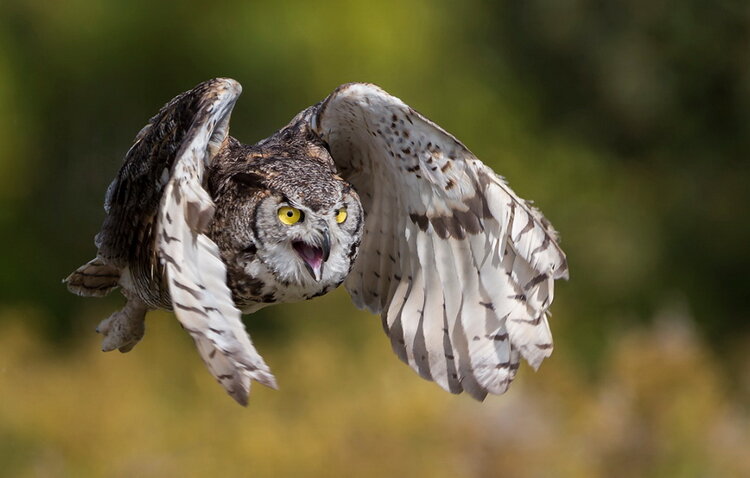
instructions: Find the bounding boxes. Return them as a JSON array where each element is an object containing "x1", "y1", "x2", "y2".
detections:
[
  {"x1": 249, "y1": 186, "x2": 363, "y2": 290},
  {"x1": 215, "y1": 158, "x2": 364, "y2": 303}
]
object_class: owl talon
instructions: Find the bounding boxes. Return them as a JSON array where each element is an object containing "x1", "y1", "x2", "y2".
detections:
[{"x1": 96, "y1": 297, "x2": 147, "y2": 353}]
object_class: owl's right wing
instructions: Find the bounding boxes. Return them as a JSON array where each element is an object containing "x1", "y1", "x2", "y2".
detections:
[{"x1": 99, "y1": 78, "x2": 275, "y2": 405}]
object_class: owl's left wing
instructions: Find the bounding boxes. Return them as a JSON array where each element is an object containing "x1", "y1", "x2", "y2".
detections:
[{"x1": 311, "y1": 83, "x2": 568, "y2": 399}]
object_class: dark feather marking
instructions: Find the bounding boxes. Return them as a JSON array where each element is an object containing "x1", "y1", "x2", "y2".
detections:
[
  {"x1": 453, "y1": 208, "x2": 482, "y2": 235},
  {"x1": 507, "y1": 200, "x2": 516, "y2": 227},
  {"x1": 250, "y1": 199, "x2": 265, "y2": 246},
  {"x1": 479, "y1": 301, "x2": 494, "y2": 310},
  {"x1": 442, "y1": 309, "x2": 462, "y2": 393},
  {"x1": 174, "y1": 302, "x2": 208, "y2": 317},
  {"x1": 524, "y1": 273, "x2": 548, "y2": 290},
  {"x1": 172, "y1": 279, "x2": 203, "y2": 299},
  {"x1": 237, "y1": 361, "x2": 258, "y2": 371},
  {"x1": 530, "y1": 235, "x2": 551, "y2": 256},
  {"x1": 465, "y1": 193, "x2": 493, "y2": 220},
  {"x1": 515, "y1": 212, "x2": 535, "y2": 241},
  {"x1": 444, "y1": 215, "x2": 465, "y2": 239},
  {"x1": 172, "y1": 184, "x2": 182, "y2": 204},
  {"x1": 161, "y1": 252, "x2": 182, "y2": 273},
  {"x1": 409, "y1": 213, "x2": 429, "y2": 231},
  {"x1": 511, "y1": 315, "x2": 543, "y2": 326},
  {"x1": 535, "y1": 343, "x2": 553, "y2": 350},
  {"x1": 430, "y1": 216, "x2": 449, "y2": 239},
  {"x1": 161, "y1": 231, "x2": 181, "y2": 243}
]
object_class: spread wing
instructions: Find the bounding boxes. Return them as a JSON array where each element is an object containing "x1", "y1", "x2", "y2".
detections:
[
  {"x1": 103, "y1": 78, "x2": 276, "y2": 405},
  {"x1": 311, "y1": 83, "x2": 568, "y2": 399}
]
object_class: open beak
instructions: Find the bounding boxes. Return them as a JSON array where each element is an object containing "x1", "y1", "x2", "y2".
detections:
[{"x1": 292, "y1": 230, "x2": 331, "y2": 282}]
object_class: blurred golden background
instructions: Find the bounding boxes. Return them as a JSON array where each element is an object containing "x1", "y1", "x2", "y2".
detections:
[{"x1": 1, "y1": 1, "x2": 749, "y2": 476}]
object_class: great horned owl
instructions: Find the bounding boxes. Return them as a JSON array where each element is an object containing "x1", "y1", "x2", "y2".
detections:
[{"x1": 65, "y1": 78, "x2": 568, "y2": 405}]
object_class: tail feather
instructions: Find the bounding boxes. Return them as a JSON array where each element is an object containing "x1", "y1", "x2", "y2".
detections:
[{"x1": 64, "y1": 258, "x2": 120, "y2": 297}]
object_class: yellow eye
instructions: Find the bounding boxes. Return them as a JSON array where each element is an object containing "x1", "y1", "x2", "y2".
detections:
[
  {"x1": 335, "y1": 208, "x2": 347, "y2": 224},
  {"x1": 278, "y1": 206, "x2": 302, "y2": 225}
]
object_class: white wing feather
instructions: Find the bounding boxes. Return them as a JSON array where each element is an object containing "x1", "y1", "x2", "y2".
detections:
[
  {"x1": 156, "y1": 79, "x2": 276, "y2": 405},
  {"x1": 314, "y1": 83, "x2": 568, "y2": 399}
]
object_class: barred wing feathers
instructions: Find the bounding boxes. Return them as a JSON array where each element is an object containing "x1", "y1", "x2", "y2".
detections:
[
  {"x1": 312, "y1": 83, "x2": 568, "y2": 399},
  {"x1": 153, "y1": 78, "x2": 276, "y2": 405}
]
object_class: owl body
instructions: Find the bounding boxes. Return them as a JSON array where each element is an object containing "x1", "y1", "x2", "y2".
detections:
[{"x1": 66, "y1": 78, "x2": 568, "y2": 405}]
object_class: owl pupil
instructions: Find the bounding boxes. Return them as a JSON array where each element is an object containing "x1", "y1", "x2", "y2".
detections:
[{"x1": 287, "y1": 211, "x2": 293, "y2": 217}]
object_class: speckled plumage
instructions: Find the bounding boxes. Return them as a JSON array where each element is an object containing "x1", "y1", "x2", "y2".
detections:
[{"x1": 66, "y1": 78, "x2": 568, "y2": 405}]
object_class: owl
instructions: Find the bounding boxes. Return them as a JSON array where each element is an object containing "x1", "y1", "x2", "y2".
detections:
[{"x1": 65, "y1": 78, "x2": 568, "y2": 405}]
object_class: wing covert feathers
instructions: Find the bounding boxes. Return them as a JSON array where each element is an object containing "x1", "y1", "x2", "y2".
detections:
[
  {"x1": 154, "y1": 78, "x2": 276, "y2": 405},
  {"x1": 313, "y1": 83, "x2": 568, "y2": 399}
]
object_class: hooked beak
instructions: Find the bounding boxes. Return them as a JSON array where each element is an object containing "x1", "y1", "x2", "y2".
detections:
[{"x1": 292, "y1": 229, "x2": 331, "y2": 282}]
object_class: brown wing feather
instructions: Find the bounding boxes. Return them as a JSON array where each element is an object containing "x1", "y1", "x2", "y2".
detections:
[{"x1": 96, "y1": 79, "x2": 236, "y2": 268}]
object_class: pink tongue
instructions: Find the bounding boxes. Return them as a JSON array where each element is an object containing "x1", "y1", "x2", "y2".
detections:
[{"x1": 294, "y1": 242, "x2": 323, "y2": 269}]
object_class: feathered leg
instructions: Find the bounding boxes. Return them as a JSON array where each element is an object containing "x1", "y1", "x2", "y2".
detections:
[{"x1": 95, "y1": 290, "x2": 148, "y2": 353}]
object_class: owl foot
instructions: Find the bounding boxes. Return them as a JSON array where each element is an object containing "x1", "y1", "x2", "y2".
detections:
[{"x1": 96, "y1": 297, "x2": 148, "y2": 353}]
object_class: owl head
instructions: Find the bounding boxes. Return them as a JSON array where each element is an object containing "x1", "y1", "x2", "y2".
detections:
[{"x1": 209, "y1": 156, "x2": 364, "y2": 303}]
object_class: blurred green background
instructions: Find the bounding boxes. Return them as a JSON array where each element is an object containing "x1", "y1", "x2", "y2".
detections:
[{"x1": 1, "y1": 1, "x2": 749, "y2": 476}]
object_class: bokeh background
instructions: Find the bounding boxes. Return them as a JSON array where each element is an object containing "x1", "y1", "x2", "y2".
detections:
[{"x1": 1, "y1": 1, "x2": 749, "y2": 476}]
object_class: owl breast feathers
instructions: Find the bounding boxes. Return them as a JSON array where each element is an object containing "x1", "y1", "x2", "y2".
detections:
[{"x1": 65, "y1": 78, "x2": 568, "y2": 405}]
